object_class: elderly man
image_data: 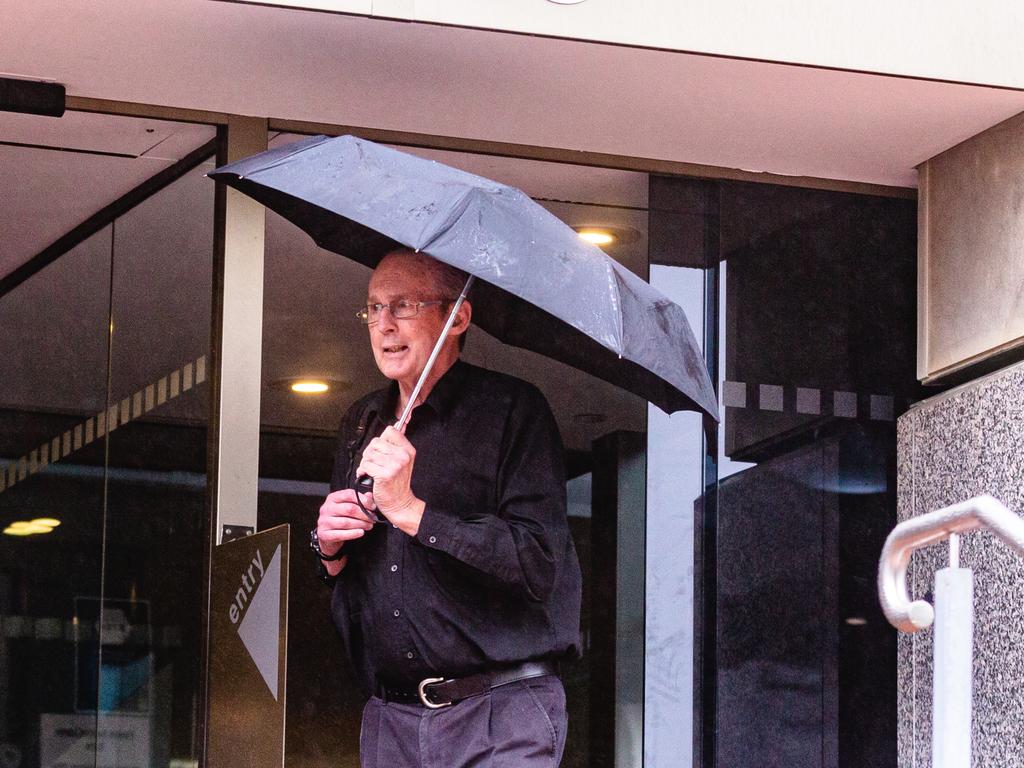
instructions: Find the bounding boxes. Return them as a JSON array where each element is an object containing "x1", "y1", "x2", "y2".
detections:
[{"x1": 312, "y1": 248, "x2": 582, "y2": 768}]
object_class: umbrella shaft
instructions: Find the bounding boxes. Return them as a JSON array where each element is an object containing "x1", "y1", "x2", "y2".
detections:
[{"x1": 396, "y1": 275, "x2": 475, "y2": 430}]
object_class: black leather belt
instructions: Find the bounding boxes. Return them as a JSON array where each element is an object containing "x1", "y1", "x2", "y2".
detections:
[{"x1": 378, "y1": 659, "x2": 557, "y2": 709}]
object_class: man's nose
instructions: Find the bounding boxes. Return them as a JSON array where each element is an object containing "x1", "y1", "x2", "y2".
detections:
[{"x1": 376, "y1": 304, "x2": 399, "y2": 330}]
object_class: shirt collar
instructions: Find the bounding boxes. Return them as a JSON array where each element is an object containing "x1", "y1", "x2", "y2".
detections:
[
  {"x1": 366, "y1": 359, "x2": 470, "y2": 425},
  {"x1": 422, "y1": 359, "x2": 470, "y2": 418}
]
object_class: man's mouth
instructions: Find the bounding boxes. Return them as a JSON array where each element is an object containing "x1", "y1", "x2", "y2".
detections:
[{"x1": 382, "y1": 344, "x2": 408, "y2": 354}]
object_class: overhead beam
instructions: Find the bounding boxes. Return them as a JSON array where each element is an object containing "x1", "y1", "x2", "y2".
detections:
[{"x1": 269, "y1": 117, "x2": 918, "y2": 200}]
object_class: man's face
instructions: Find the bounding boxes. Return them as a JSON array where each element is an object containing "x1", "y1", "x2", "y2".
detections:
[{"x1": 366, "y1": 253, "x2": 450, "y2": 386}]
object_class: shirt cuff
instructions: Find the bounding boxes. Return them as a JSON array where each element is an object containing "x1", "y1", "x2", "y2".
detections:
[{"x1": 415, "y1": 504, "x2": 461, "y2": 554}]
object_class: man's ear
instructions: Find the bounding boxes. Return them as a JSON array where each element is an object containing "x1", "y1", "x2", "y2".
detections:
[{"x1": 450, "y1": 299, "x2": 472, "y2": 337}]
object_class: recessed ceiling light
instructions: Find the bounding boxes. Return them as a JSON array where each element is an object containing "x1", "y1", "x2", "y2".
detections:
[
  {"x1": 291, "y1": 380, "x2": 331, "y2": 394},
  {"x1": 270, "y1": 377, "x2": 349, "y2": 395},
  {"x1": 844, "y1": 617, "x2": 868, "y2": 626},
  {"x1": 32, "y1": 518, "x2": 61, "y2": 528},
  {"x1": 576, "y1": 229, "x2": 617, "y2": 247},
  {"x1": 573, "y1": 226, "x2": 642, "y2": 249},
  {"x1": 4, "y1": 520, "x2": 54, "y2": 536}
]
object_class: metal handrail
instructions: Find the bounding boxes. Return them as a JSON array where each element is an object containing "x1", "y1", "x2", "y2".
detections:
[{"x1": 878, "y1": 494, "x2": 1024, "y2": 633}]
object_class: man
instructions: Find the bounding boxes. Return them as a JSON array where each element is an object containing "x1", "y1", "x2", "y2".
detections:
[{"x1": 314, "y1": 248, "x2": 582, "y2": 768}]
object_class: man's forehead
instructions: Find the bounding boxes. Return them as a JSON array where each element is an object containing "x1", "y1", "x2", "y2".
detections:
[{"x1": 369, "y1": 255, "x2": 435, "y2": 294}]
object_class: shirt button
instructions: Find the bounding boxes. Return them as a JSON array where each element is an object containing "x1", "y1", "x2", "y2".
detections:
[
  {"x1": 428, "y1": 535, "x2": 437, "y2": 544},
  {"x1": 390, "y1": 564, "x2": 398, "y2": 572},
  {"x1": 406, "y1": 651, "x2": 415, "y2": 660},
  {"x1": 393, "y1": 609, "x2": 401, "y2": 618}
]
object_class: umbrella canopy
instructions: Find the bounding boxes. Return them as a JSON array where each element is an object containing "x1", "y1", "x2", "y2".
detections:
[{"x1": 208, "y1": 135, "x2": 718, "y2": 419}]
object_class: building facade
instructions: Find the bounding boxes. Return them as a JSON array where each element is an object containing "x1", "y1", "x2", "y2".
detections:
[{"x1": 2, "y1": 2, "x2": 1023, "y2": 766}]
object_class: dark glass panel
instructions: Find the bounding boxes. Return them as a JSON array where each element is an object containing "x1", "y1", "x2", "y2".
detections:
[
  {"x1": 0, "y1": 228, "x2": 111, "y2": 766},
  {"x1": 100, "y1": 162, "x2": 215, "y2": 767}
]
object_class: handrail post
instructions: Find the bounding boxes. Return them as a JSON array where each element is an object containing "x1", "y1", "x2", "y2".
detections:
[
  {"x1": 878, "y1": 494, "x2": 1024, "y2": 768},
  {"x1": 931, "y1": 564, "x2": 973, "y2": 768}
]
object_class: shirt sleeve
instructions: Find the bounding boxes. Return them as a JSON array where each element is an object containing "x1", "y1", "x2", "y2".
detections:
[{"x1": 414, "y1": 384, "x2": 567, "y2": 602}]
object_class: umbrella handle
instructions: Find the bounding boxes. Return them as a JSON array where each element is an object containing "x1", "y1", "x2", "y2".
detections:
[{"x1": 353, "y1": 474, "x2": 386, "y2": 524}]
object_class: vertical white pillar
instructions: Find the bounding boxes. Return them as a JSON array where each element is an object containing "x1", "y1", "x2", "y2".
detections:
[
  {"x1": 213, "y1": 116, "x2": 267, "y2": 543},
  {"x1": 932, "y1": 566, "x2": 974, "y2": 768}
]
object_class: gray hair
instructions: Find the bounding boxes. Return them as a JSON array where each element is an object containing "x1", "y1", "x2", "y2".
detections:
[
  {"x1": 382, "y1": 248, "x2": 471, "y2": 349},
  {"x1": 382, "y1": 248, "x2": 469, "y2": 300}
]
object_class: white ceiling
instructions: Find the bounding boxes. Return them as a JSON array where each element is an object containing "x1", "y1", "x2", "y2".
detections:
[{"x1": 5, "y1": 0, "x2": 1024, "y2": 188}]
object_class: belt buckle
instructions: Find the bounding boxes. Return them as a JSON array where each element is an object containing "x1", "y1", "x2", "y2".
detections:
[{"x1": 417, "y1": 676, "x2": 451, "y2": 709}]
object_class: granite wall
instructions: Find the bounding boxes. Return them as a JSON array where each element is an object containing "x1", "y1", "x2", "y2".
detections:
[{"x1": 897, "y1": 360, "x2": 1024, "y2": 767}]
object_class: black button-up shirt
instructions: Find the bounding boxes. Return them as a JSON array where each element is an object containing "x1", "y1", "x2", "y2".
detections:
[{"x1": 328, "y1": 360, "x2": 582, "y2": 693}]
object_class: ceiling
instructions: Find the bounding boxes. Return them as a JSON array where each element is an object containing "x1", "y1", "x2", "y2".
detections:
[
  {"x1": 0, "y1": 111, "x2": 215, "y2": 279},
  {"x1": 4, "y1": 0, "x2": 1024, "y2": 190}
]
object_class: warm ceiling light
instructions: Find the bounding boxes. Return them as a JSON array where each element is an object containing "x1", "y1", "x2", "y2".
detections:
[
  {"x1": 4, "y1": 520, "x2": 53, "y2": 535},
  {"x1": 272, "y1": 376, "x2": 349, "y2": 395},
  {"x1": 291, "y1": 380, "x2": 330, "y2": 394},
  {"x1": 576, "y1": 229, "x2": 617, "y2": 247},
  {"x1": 32, "y1": 518, "x2": 61, "y2": 528}
]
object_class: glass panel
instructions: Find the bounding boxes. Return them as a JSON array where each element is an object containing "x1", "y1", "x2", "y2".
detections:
[
  {"x1": 712, "y1": 181, "x2": 919, "y2": 768},
  {"x1": 713, "y1": 183, "x2": 920, "y2": 768},
  {"x1": 644, "y1": 263, "x2": 706, "y2": 767},
  {"x1": 99, "y1": 160, "x2": 215, "y2": 768},
  {"x1": 0, "y1": 228, "x2": 112, "y2": 767},
  {"x1": 647, "y1": 176, "x2": 924, "y2": 767},
  {"x1": 0, "y1": 109, "x2": 215, "y2": 768}
]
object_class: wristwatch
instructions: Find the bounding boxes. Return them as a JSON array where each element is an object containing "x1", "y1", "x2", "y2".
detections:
[{"x1": 309, "y1": 528, "x2": 346, "y2": 561}]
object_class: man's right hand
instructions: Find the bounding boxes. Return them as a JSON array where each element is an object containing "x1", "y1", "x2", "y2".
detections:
[{"x1": 317, "y1": 489, "x2": 375, "y2": 576}]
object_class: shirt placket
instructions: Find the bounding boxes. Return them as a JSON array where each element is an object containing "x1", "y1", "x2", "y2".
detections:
[
  {"x1": 385, "y1": 412, "x2": 425, "y2": 678},
  {"x1": 384, "y1": 525, "x2": 420, "y2": 673}
]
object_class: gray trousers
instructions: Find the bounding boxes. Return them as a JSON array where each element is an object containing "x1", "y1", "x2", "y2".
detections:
[{"x1": 359, "y1": 675, "x2": 567, "y2": 768}]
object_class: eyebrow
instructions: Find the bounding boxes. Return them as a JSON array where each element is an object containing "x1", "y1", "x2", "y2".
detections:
[{"x1": 366, "y1": 294, "x2": 424, "y2": 303}]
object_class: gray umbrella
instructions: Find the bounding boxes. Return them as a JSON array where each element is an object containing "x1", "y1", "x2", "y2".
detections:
[{"x1": 208, "y1": 134, "x2": 718, "y2": 420}]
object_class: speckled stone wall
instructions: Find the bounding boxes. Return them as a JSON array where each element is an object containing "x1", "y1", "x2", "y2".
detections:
[{"x1": 897, "y1": 361, "x2": 1024, "y2": 767}]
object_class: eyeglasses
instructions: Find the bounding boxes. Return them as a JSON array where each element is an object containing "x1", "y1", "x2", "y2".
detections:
[{"x1": 356, "y1": 298, "x2": 451, "y2": 325}]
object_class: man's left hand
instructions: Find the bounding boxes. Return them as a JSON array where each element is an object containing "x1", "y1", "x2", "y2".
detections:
[{"x1": 356, "y1": 425, "x2": 425, "y2": 536}]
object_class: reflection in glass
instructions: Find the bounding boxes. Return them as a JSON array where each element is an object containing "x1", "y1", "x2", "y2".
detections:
[
  {"x1": 0, "y1": 228, "x2": 111, "y2": 767},
  {"x1": 99, "y1": 162, "x2": 214, "y2": 768},
  {"x1": 725, "y1": 181, "x2": 914, "y2": 768},
  {"x1": 0, "y1": 121, "x2": 215, "y2": 767}
]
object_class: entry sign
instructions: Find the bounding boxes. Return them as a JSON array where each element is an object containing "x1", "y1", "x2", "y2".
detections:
[{"x1": 208, "y1": 524, "x2": 289, "y2": 768}]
